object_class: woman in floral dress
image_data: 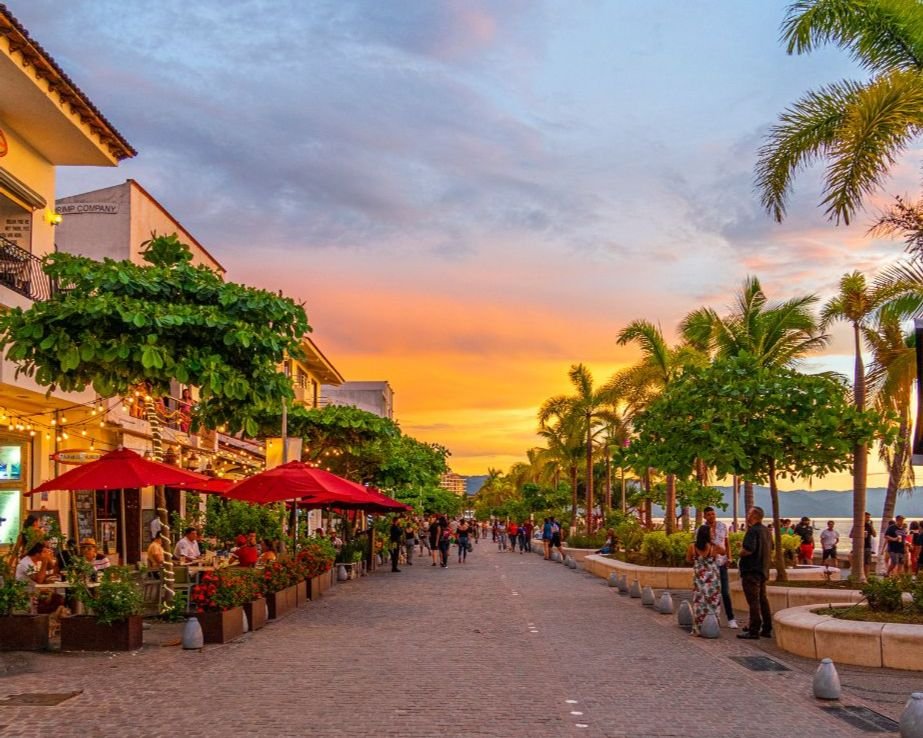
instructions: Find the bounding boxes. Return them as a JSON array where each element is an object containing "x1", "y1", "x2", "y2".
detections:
[{"x1": 690, "y1": 523, "x2": 723, "y2": 636}]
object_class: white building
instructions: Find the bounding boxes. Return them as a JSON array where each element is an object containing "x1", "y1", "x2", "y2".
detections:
[{"x1": 321, "y1": 381, "x2": 394, "y2": 419}]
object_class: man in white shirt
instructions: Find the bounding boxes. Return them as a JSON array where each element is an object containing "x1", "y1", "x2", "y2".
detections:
[
  {"x1": 174, "y1": 527, "x2": 202, "y2": 563},
  {"x1": 820, "y1": 520, "x2": 839, "y2": 571},
  {"x1": 15, "y1": 541, "x2": 53, "y2": 590},
  {"x1": 705, "y1": 506, "x2": 738, "y2": 629}
]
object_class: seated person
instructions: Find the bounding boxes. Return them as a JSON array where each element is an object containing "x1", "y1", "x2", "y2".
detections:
[
  {"x1": 16, "y1": 541, "x2": 55, "y2": 587},
  {"x1": 230, "y1": 534, "x2": 259, "y2": 567},
  {"x1": 56, "y1": 538, "x2": 78, "y2": 572},
  {"x1": 258, "y1": 539, "x2": 277, "y2": 565},
  {"x1": 326, "y1": 529, "x2": 344, "y2": 549},
  {"x1": 81, "y1": 538, "x2": 110, "y2": 578},
  {"x1": 246, "y1": 530, "x2": 261, "y2": 554},
  {"x1": 173, "y1": 527, "x2": 202, "y2": 563},
  {"x1": 596, "y1": 528, "x2": 616, "y2": 555},
  {"x1": 314, "y1": 527, "x2": 325, "y2": 538},
  {"x1": 146, "y1": 535, "x2": 164, "y2": 574},
  {"x1": 16, "y1": 541, "x2": 63, "y2": 613}
]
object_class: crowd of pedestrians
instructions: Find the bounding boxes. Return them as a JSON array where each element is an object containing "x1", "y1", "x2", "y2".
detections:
[{"x1": 387, "y1": 514, "x2": 480, "y2": 571}]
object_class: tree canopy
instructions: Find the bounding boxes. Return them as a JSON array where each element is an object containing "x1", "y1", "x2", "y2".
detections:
[{"x1": 0, "y1": 234, "x2": 309, "y2": 436}]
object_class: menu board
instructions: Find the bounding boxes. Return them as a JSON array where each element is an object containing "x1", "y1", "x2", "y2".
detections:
[{"x1": 73, "y1": 490, "x2": 96, "y2": 543}]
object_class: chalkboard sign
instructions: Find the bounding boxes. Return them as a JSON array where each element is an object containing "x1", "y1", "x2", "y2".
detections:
[{"x1": 73, "y1": 490, "x2": 95, "y2": 543}]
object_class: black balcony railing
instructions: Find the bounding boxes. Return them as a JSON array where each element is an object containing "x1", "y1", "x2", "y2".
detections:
[{"x1": 0, "y1": 235, "x2": 55, "y2": 301}]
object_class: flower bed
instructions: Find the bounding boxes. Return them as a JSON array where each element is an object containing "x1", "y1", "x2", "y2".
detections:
[{"x1": 190, "y1": 567, "x2": 261, "y2": 643}]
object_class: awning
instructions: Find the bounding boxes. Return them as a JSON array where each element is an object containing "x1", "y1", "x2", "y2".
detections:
[{"x1": 0, "y1": 166, "x2": 46, "y2": 210}]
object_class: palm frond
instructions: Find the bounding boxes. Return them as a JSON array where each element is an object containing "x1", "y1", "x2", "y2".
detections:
[{"x1": 756, "y1": 79, "x2": 861, "y2": 222}]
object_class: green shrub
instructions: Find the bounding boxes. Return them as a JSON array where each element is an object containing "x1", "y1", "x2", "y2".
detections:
[
  {"x1": 615, "y1": 519, "x2": 644, "y2": 552},
  {"x1": 88, "y1": 566, "x2": 143, "y2": 625},
  {"x1": 780, "y1": 533, "x2": 801, "y2": 563},
  {"x1": 640, "y1": 531, "x2": 671, "y2": 564},
  {"x1": 668, "y1": 532, "x2": 693, "y2": 564},
  {"x1": 908, "y1": 577, "x2": 923, "y2": 614},
  {"x1": 727, "y1": 532, "x2": 745, "y2": 562},
  {"x1": 861, "y1": 576, "x2": 905, "y2": 613},
  {"x1": 566, "y1": 533, "x2": 607, "y2": 549}
]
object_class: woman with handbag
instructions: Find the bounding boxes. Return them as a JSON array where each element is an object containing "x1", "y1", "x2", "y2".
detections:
[
  {"x1": 456, "y1": 519, "x2": 472, "y2": 564},
  {"x1": 687, "y1": 523, "x2": 723, "y2": 636}
]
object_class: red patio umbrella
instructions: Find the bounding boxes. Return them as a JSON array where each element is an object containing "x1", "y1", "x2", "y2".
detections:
[
  {"x1": 168, "y1": 477, "x2": 235, "y2": 495},
  {"x1": 222, "y1": 461, "x2": 373, "y2": 506},
  {"x1": 28, "y1": 447, "x2": 209, "y2": 494}
]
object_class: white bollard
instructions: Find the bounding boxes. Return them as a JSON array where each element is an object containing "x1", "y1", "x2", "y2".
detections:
[
  {"x1": 242, "y1": 609, "x2": 249, "y2": 634},
  {"x1": 677, "y1": 599, "x2": 693, "y2": 628},
  {"x1": 608, "y1": 573, "x2": 619, "y2": 588},
  {"x1": 182, "y1": 617, "x2": 203, "y2": 649},
  {"x1": 812, "y1": 658, "x2": 840, "y2": 700},
  {"x1": 900, "y1": 692, "x2": 923, "y2": 738},
  {"x1": 337, "y1": 564, "x2": 349, "y2": 581},
  {"x1": 641, "y1": 586, "x2": 656, "y2": 606},
  {"x1": 629, "y1": 579, "x2": 642, "y2": 598},
  {"x1": 700, "y1": 612, "x2": 720, "y2": 638},
  {"x1": 567, "y1": 557, "x2": 578, "y2": 570},
  {"x1": 658, "y1": 591, "x2": 674, "y2": 615}
]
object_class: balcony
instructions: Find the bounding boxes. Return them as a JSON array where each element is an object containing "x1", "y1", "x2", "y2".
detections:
[{"x1": 0, "y1": 235, "x2": 55, "y2": 301}]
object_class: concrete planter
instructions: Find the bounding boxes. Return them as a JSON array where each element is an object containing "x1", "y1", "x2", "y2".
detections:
[
  {"x1": 266, "y1": 584, "x2": 297, "y2": 619},
  {"x1": 774, "y1": 604, "x2": 923, "y2": 671},
  {"x1": 728, "y1": 580, "x2": 862, "y2": 615},
  {"x1": 295, "y1": 579, "x2": 308, "y2": 606},
  {"x1": 310, "y1": 575, "x2": 324, "y2": 600},
  {"x1": 243, "y1": 599, "x2": 267, "y2": 631},
  {"x1": 195, "y1": 606, "x2": 245, "y2": 644},
  {"x1": 583, "y1": 555, "x2": 837, "y2": 591},
  {"x1": 60, "y1": 615, "x2": 143, "y2": 652},
  {"x1": 0, "y1": 614, "x2": 49, "y2": 651}
]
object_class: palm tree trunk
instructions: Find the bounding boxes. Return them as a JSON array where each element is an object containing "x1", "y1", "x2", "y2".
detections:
[
  {"x1": 851, "y1": 321, "x2": 868, "y2": 582},
  {"x1": 768, "y1": 458, "x2": 786, "y2": 583},
  {"x1": 744, "y1": 480, "x2": 754, "y2": 514},
  {"x1": 643, "y1": 468, "x2": 653, "y2": 529},
  {"x1": 585, "y1": 411, "x2": 594, "y2": 533},
  {"x1": 569, "y1": 464, "x2": 578, "y2": 534},
  {"x1": 665, "y1": 473, "x2": 676, "y2": 534},
  {"x1": 604, "y1": 445, "x2": 612, "y2": 518},
  {"x1": 694, "y1": 458, "x2": 706, "y2": 527}
]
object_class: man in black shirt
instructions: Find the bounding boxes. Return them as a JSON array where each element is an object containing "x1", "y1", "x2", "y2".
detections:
[
  {"x1": 389, "y1": 516, "x2": 404, "y2": 573},
  {"x1": 885, "y1": 515, "x2": 907, "y2": 577},
  {"x1": 738, "y1": 507, "x2": 773, "y2": 640},
  {"x1": 850, "y1": 511, "x2": 876, "y2": 576}
]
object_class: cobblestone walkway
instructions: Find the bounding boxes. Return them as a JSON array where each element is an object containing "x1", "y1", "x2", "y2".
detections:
[{"x1": 0, "y1": 544, "x2": 910, "y2": 737}]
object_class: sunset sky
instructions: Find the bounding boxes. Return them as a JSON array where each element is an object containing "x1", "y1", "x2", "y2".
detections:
[{"x1": 14, "y1": 1, "x2": 921, "y2": 489}]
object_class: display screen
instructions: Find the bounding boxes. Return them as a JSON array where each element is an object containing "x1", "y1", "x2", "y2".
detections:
[
  {"x1": 0, "y1": 489, "x2": 21, "y2": 547},
  {"x1": 0, "y1": 445, "x2": 21, "y2": 481}
]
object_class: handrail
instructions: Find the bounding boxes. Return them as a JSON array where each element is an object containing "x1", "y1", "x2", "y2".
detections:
[{"x1": 0, "y1": 235, "x2": 55, "y2": 301}]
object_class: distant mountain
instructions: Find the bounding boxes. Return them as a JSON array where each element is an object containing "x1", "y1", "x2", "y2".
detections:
[
  {"x1": 465, "y1": 475, "x2": 488, "y2": 496},
  {"x1": 650, "y1": 487, "x2": 923, "y2": 519}
]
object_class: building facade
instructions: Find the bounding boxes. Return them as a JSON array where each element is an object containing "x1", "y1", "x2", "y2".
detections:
[
  {"x1": 439, "y1": 472, "x2": 467, "y2": 497},
  {"x1": 0, "y1": 4, "x2": 134, "y2": 552},
  {"x1": 321, "y1": 381, "x2": 394, "y2": 419}
]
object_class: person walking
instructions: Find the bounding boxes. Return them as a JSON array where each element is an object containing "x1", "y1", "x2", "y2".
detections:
[
  {"x1": 437, "y1": 516, "x2": 451, "y2": 568},
  {"x1": 688, "y1": 523, "x2": 722, "y2": 636},
  {"x1": 457, "y1": 519, "x2": 472, "y2": 564},
  {"x1": 820, "y1": 520, "x2": 839, "y2": 572},
  {"x1": 885, "y1": 515, "x2": 908, "y2": 576},
  {"x1": 507, "y1": 520, "x2": 519, "y2": 553},
  {"x1": 549, "y1": 517, "x2": 564, "y2": 560},
  {"x1": 737, "y1": 507, "x2": 773, "y2": 639},
  {"x1": 496, "y1": 521, "x2": 507, "y2": 551},
  {"x1": 541, "y1": 517, "x2": 553, "y2": 559},
  {"x1": 517, "y1": 522, "x2": 527, "y2": 554},
  {"x1": 389, "y1": 515, "x2": 404, "y2": 573},
  {"x1": 428, "y1": 515, "x2": 440, "y2": 567},
  {"x1": 704, "y1": 506, "x2": 737, "y2": 629},
  {"x1": 403, "y1": 517, "x2": 417, "y2": 566},
  {"x1": 793, "y1": 516, "x2": 815, "y2": 565}
]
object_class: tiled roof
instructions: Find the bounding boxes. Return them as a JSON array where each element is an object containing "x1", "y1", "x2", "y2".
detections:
[{"x1": 0, "y1": 3, "x2": 136, "y2": 160}]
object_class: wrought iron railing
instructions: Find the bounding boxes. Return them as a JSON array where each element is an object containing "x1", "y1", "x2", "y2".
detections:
[{"x1": 0, "y1": 235, "x2": 54, "y2": 301}]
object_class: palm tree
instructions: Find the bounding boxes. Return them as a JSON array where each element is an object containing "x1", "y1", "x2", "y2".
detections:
[
  {"x1": 681, "y1": 276, "x2": 827, "y2": 518},
  {"x1": 615, "y1": 321, "x2": 700, "y2": 533},
  {"x1": 865, "y1": 313, "x2": 916, "y2": 572},
  {"x1": 756, "y1": 0, "x2": 923, "y2": 225},
  {"x1": 537, "y1": 401, "x2": 585, "y2": 532},
  {"x1": 822, "y1": 271, "x2": 905, "y2": 580}
]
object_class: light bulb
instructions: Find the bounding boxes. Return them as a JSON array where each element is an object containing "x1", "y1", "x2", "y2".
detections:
[{"x1": 50, "y1": 419, "x2": 56, "y2": 426}]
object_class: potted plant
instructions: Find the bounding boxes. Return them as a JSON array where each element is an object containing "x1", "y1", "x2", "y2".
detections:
[
  {"x1": 0, "y1": 559, "x2": 49, "y2": 651},
  {"x1": 61, "y1": 565, "x2": 144, "y2": 651},
  {"x1": 221, "y1": 568, "x2": 266, "y2": 632},
  {"x1": 261, "y1": 558, "x2": 298, "y2": 619},
  {"x1": 296, "y1": 538, "x2": 336, "y2": 601},
  {"x1": 189, "y1": 569, "x2": 248, "y2": 643}
]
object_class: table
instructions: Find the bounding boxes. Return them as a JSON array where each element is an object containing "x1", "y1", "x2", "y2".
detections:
[{"x1": 34, "y1": 581, "x2": 98, "y2": 591}]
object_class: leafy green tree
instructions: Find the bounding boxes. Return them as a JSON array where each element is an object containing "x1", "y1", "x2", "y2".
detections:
[
  {"x1": 537, "y1": 400, "x2": 586, "y2": 530},
  {"x1": 616, "y1": 320, "x2": 703, "y2": 532},
  {"x1": 756, "y1": 0, "x2": 923, "y2": 225},
  {"x1": 631, "y1": 355, "x2": 887, "y2": 581},
  {"x1": 681, "y1": 276, "x2": 828, "y2": 512},
  {"x1": 0, "y1": 234, "x2": 308, "y2": 599}
]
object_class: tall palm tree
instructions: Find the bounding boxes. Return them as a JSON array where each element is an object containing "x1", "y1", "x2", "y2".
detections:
[
  {"x1": 865, "y1": 313, "x2": 916, "y2": 572},
  {"x1": 537, "y1": 401, "x2": 585, "y2": 532},
  {"x1": 756, "y1": 0, "x2": 923, "y2": 225},
  {"x1": 822, "y1": 271, "x2": 905, "y2": 580},
  {"x1": 615, "y1": 321, "x2": 700, "y2": 533},
  {"x1": 681, "y1": 276, "x2": 827, "y2": 517}
]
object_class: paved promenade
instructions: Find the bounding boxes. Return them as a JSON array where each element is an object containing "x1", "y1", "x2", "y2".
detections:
[{"x1": 0, "y1": 544, "x2": 914, "y2": 737}]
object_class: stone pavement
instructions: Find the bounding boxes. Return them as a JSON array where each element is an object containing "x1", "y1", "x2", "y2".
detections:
[{"x1": 0, "y1": 543, "x2": 915, "y2": 737}]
